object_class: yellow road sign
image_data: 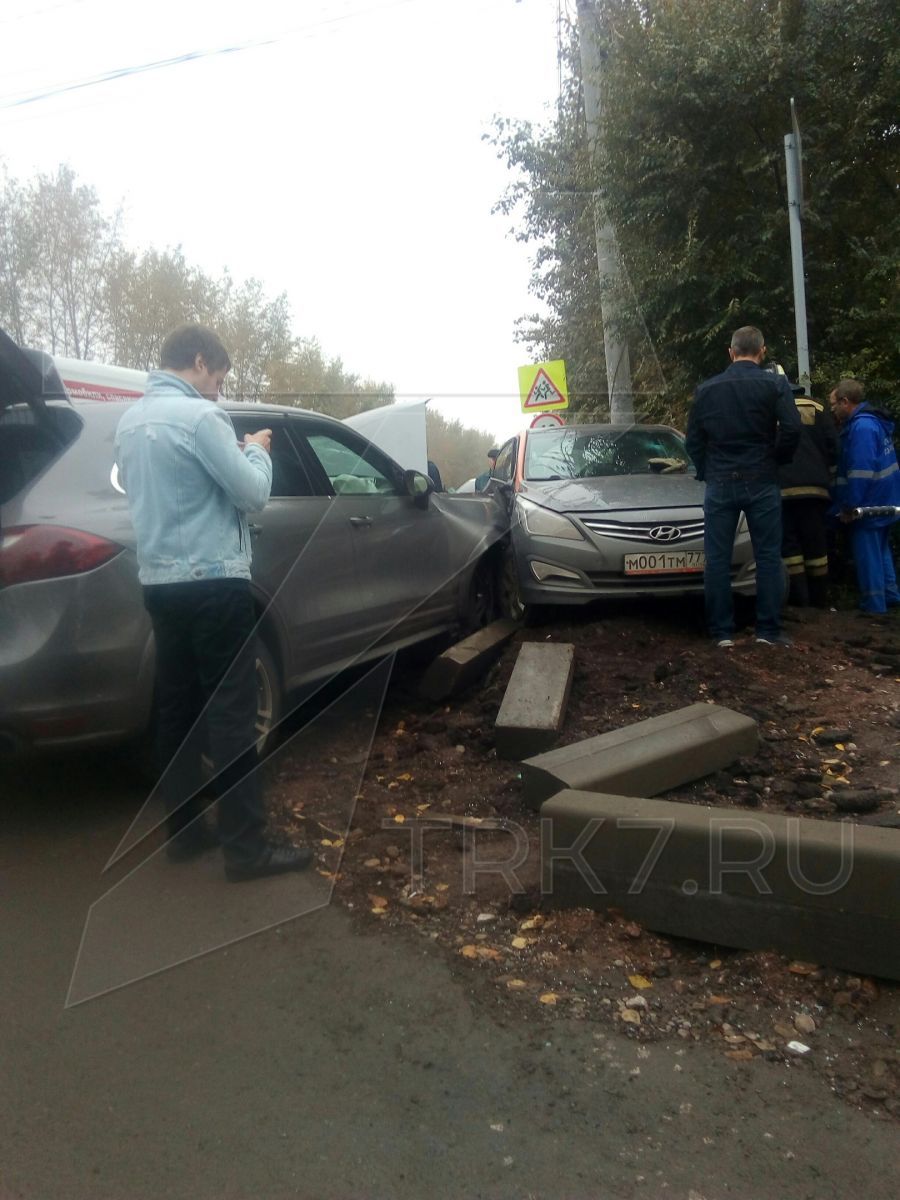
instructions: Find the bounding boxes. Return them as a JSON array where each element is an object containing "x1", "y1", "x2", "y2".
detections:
[{"x1": 518, "y1": 360, "x2": 568, "y2": 413}]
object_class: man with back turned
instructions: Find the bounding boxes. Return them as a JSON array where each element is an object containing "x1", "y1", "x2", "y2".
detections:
[{"x1": 686, "y1": 326, "x2": 801, "y2": 648}]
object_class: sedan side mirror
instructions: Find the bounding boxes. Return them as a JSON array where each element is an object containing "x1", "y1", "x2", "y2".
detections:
[{"x1": 404, "y1": 469, "x2": 434, "y2": 509}]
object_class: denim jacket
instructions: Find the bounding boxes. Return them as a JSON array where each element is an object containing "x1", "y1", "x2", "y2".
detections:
[
  {"x1": 686, "y1": 361, "x2": 801, "y2": 483},
  {"x1": 115, "y1": 371, "x2": 273, "y2": 584}
]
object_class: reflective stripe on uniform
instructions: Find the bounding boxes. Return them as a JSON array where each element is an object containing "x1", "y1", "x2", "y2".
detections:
[
  {"x1": 848, "y1": 464, "x2": 899, "y2": 480},
  {"x1": 805, "y1": 554, "x2": 829, "y2": 576},
  {"x1": 781, "y1": 485, "x2": 830, "y2": 499}
]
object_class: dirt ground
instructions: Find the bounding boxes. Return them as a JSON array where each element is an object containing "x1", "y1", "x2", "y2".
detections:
[{"x1": 268, "y1": 597, "x2": 900, "y2": 1126}]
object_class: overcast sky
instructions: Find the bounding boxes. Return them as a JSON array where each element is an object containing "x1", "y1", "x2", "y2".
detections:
[{"x1": 0, "y1": 0, "x2": 564, "y2": 441}]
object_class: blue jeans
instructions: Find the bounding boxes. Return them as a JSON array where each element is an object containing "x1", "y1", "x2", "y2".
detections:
[{"x1": 703, "y1": 479, "x2": 784, "y2": 639}]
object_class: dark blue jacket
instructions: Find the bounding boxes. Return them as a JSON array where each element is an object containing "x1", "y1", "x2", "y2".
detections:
[{"x1": 685, "y1": 360, "x2": 801, "y2": 484}]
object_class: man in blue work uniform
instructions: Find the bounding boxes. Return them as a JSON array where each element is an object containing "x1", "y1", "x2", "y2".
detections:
[
  {"x1": 686, "y1": 326, "x2": 801, "y2": 648},
  {"x1": 829, "y1": 377, "x2": 900, "y2": 615}
]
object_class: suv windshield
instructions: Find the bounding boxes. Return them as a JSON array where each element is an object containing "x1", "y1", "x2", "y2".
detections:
[{"x1": 524, "y1": 427, "x2": 692, "y2": 481}]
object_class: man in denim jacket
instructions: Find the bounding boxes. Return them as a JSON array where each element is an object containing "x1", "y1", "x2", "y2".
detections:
[
  {"x1": 686, "y1": 326, "x2": 801, "y2": 648},
  {"x1": 116, "y1": 324, "x2": 313, "y2": 881}
]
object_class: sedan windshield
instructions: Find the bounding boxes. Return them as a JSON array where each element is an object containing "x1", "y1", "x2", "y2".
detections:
[{"x1": 524, "y1": 427, "x2": 692, "y2": 480}]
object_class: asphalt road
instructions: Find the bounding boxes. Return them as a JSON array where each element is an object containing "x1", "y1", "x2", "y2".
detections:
[{"x1": 1, "y1": 747, "x2": 896, "y2": 1200}]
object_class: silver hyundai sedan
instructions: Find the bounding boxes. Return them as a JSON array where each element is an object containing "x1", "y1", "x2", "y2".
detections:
[
  {"x1": 0, "y1": 333, "x2": 502, "y2": 756},
  {"x1": 485, "y1": 423, "x2": 758, "y2": 619}
]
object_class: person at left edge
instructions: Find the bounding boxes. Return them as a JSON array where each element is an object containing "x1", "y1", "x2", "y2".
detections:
[
  {"x1": 115, "y1": 323, "x2": 314, "y2": 882},
  {"x1": 475, "y1": 447, "x2": 500, "y2": 492}
]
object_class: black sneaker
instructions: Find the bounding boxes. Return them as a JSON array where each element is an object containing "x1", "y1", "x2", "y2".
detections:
[
  {"x1": 165, "y1": 822, "x2": 220, "y2": 863},
  {"x1": 755, "y1": 633, "x2": 794, "y2": 646},
  {"x1": 224, "y1": 845, "x2": 315, "y2": 883}
]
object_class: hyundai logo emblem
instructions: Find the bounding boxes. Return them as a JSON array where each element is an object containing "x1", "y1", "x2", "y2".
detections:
[{"x1": 649, "y1": 525, "x2": 682, "y2": 542}]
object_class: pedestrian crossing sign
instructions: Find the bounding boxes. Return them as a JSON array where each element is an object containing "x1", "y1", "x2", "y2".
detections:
[{"x1": 518, "y1": 360, "x2": 569, "y2": 413}]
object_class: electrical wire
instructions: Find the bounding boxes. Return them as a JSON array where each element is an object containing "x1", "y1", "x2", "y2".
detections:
[
  {"x1": 0, "y1": 0, "x2": 417, "y2": 112},
  {"x1": 0, "y1": 0, "x2": 90, "y2": 28}
]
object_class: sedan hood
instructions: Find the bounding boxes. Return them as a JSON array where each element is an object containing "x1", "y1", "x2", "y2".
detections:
[{"x1": 520, "y1": 472, "x2": 704, "y2": 513}]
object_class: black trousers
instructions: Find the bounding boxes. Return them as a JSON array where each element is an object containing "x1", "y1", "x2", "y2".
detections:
[
  {"x1": 781, "y1": 497, "x2": 830, "y2": 607},
  {"x1": 143, "y1": 579, "x2": 267, "y2": 864}
]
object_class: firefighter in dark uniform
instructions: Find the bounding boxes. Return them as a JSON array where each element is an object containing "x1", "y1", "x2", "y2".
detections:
[{"x1": 778, "y1": 385, "x2": 839, "y2": 607}]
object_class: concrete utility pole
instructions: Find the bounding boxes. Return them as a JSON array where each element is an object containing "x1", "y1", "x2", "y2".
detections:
[
  {"x1": 575, "y1": 0, "x2": 633, "y2": 424},
  {"x1": 784, "y1": 97, "x2": 811, "y2": 395}
]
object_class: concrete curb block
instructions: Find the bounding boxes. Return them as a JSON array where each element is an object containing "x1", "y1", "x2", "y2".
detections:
[
  {"x1": 495, "y1": 642, "x2": 575, "y2": 760},
  {"x1": 522, "y1": 702, "x2": 758, "y2": 809},
  {"x1": 419, "y1": 619, "x2": 518, "y2": 702},
  {"x1": 541, "y1": 789, "x2": 900, "y2": 980}
]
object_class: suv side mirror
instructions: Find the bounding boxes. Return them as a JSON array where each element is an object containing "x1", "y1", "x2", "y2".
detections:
[{"x1": 404, "y1": 469, "x2": 433, "y2": 509}]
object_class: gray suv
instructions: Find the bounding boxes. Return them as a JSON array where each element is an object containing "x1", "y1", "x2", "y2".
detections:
[{"x1": 0, "y1": 333, "x2": 502, "y2": 756}]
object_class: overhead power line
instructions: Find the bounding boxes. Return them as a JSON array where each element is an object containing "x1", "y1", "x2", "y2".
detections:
[{"x1": 0, "y1": 0, "x2": 416, "y2": 112}]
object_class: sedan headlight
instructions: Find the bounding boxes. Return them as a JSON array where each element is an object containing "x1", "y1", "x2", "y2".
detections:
[{"x1": 516, "y1": 497, "x2": 584, "y2": 541}]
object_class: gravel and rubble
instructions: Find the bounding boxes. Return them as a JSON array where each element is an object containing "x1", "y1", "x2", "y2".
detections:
[{"x1": 269, "y1": 599, "x2": 900, "y2": 1121}]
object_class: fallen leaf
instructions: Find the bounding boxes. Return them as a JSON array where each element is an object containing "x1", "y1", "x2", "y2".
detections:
[
  {"x1": 539, "y1": 992, "x2": 559, "y2": 1005},
  {"x1": 415, "y1": 803, "x2": 431, "y2": 813},
  {"x1": 725, "y1": 1049, "x2": 755, "y2": 1062},
  {"x1": 476, "y1": 947, "x2": 501, "y2": 961},
  {"x1": 628, "y1": 974, "x2": 654, "y2": 990},
  {"x1": 393, "y1": 813, "x2": 406, "y2": 823},
  {"x1": 749, "y1": 1038, "x2": 777, "y2": 1052},
  {"x1": 370, "y1": 906, "x2": 387, "y2": 915},
  {"x1": 435, "y1": 882, "x2": 449, "y2": 892},
  {"x1": 506, "y1": 979, "x2": 528, "y2": 990},
  {"x1": 396, "y1": 773, "x2": 413, "y2": 782},
  {"x1": 511, "y1": 937, "x2": 530, "y2": 950},
  {"x1": 363, "y1": 858, "x2": 381, "y2": 868},
  {"x1": 460, "y1": 945, "x2": 479, "y2": 959},
  {"x1": 387, "y1": 782, "x2": 400, "y2": 791},
  {"x1": 519, "y1": 917, "x2": 544, "y2": 931},
  {"x1": 788, "y1": 961, "x2": 818, "y2": 975},
  {"x1": 708, "y1": 995, "x2": 732, "y2": 1005},
  {"x1": 709, "y1": 959, "x2": 722, "y2": 969},
  {"x1": 619, "y1": 1008, "x2": 641, "y2": 1025},
  {"x1": 369, "y1": 894, "x2": 388, "y2": 910},
  {"x1": 835, "y1": 743, "x2": 845, "y2": 751}
]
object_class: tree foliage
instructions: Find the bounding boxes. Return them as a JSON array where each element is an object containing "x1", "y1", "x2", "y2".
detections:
[
  {"x1": 490, "y1": 0, "x2": 899, "y2": 422},
  {"x1": 0, "y1": 162, "x2": 390, "y2": 408},
  {"x1": 425, "y1": 409, "x2": 498, "y2": 489}
]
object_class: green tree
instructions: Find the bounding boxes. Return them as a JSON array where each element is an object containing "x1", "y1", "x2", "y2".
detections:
[
  {"x1": 491, "y1": 0, "x2": 900, "y2": 422},
  {"x1": 105, "y1": 246, "x2": 214, "y2": 371},
  {"x1": 264, "y1": 338, "x2": 394, "y2": 418},
  {"x1": 425, "y1": 409, "x2": 499, "y2": 489},
  {"x1": 0, "y1": 164, "x2": 123, "y2": 358},
  {"x1": 0, "y1": 163, "x2": 395, "y2": 411}
]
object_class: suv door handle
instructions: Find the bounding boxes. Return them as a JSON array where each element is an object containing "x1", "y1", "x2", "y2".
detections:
[{"x1": 349, "y1": 516, "x2": 373, "y2": 528}]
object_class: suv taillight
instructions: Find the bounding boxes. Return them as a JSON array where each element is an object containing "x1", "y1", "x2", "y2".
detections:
[{"x1": 0, "y1": 525, "x2": 122, "y2": 587}]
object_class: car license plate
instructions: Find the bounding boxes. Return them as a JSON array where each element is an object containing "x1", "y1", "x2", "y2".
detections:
[{"x1": 623, "y1": 550, "x2": 705, "y2": 575}]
